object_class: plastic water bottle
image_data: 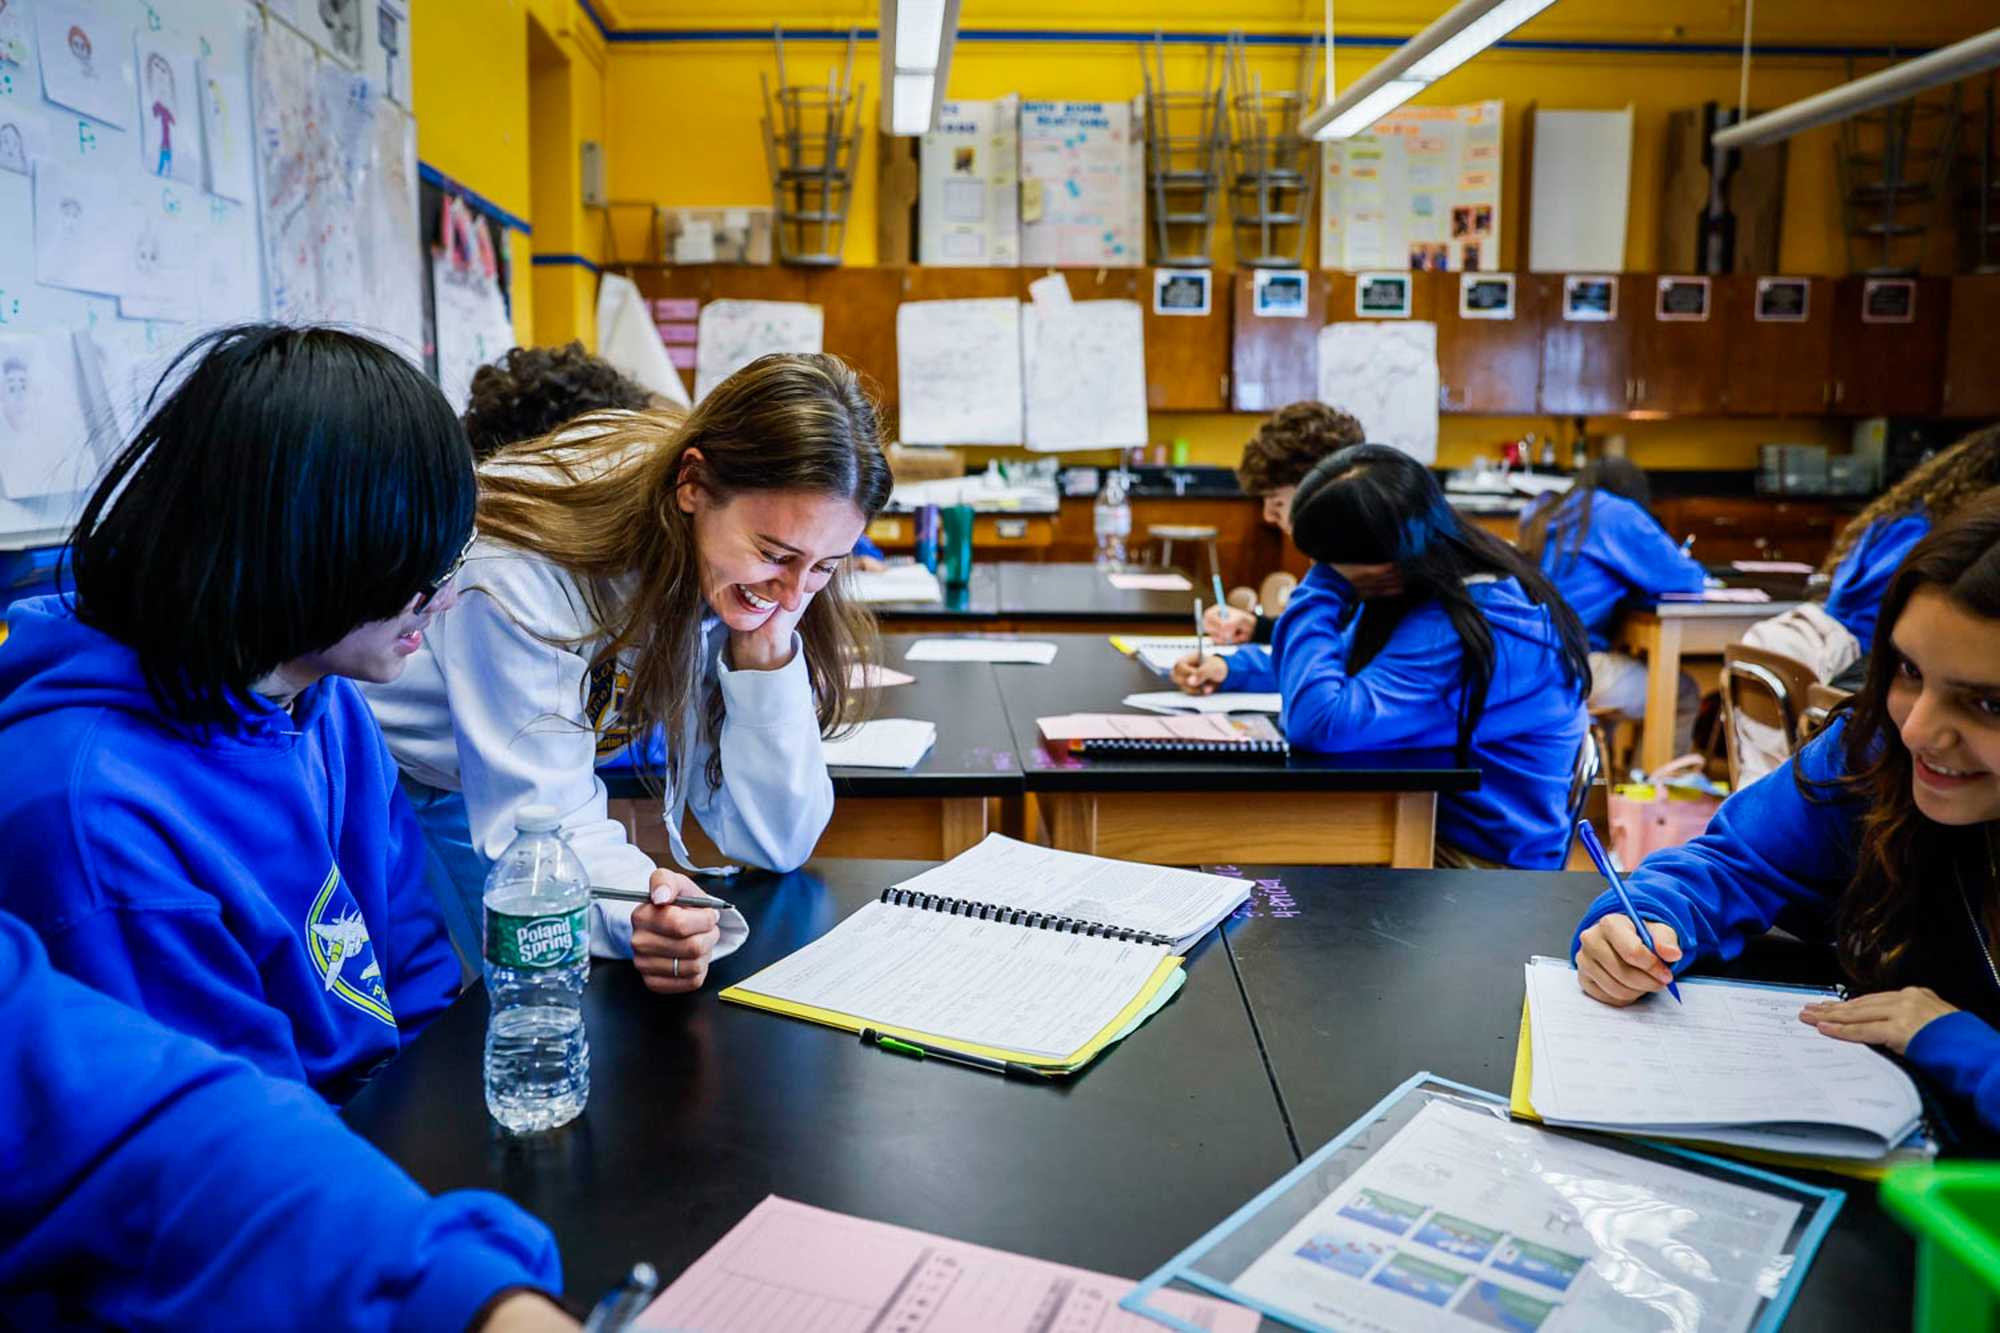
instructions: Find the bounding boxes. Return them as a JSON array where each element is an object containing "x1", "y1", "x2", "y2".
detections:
[
  {"x1": 1093, "y1": 468, "x2": 1132, "y2": 570},
  {"x1": 482, "y1": 805, "x2": 591, "y2": 1133}
]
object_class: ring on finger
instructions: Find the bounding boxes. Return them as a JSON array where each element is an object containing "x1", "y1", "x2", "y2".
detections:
[{"x1": 673, "y1": 957, "x2": 680, "y2": 978}]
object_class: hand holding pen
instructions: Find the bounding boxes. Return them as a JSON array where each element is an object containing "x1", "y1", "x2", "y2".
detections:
[{"x1": 1572, "y1": 821, "x2": 1685, "y2": 1007}]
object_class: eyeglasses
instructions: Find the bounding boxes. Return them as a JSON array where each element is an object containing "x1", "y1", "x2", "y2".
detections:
[{"x1": 414, "y1": 528, "x2": 479, "y2": 613}]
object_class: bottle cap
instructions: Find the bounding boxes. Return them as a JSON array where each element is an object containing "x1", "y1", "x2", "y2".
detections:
[{"x1": 515, "y1": 804, "x2": 563, "y2": 833}]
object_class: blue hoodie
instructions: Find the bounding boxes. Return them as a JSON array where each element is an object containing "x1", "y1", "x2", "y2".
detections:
[
  {"x1": 0, "y1": 596, "x2": 460, "y2": 1105},
  {"x1": 1570, "y1": 715, "x2": 2000, "y2": 1138},
  {"x1": 1824, "y1": 511, "x2": 1930, "y2": 656},
  {"x1": 1225, "y1": 564, "x2": 1588, "y2": 868},
  {"x1": 0, "y1": 908, "x2": 561, "y2": 1331},
  {"x1": 1530, "y1": 491, "x2": 1707, "y2": 651}
]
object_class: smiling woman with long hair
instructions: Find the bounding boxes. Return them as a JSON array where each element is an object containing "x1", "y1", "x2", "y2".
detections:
[
  {"x1": 364, "y1": 352, "x2": 890, "y2": 994},
  {"x1": 1574, "y1": 492, "x2": 2000, "y2": 1138}
]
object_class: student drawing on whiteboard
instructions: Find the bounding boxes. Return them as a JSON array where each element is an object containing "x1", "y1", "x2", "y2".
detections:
[
  {"x1": 2, "y1": 355, "x2": 30, "y2": 434},
  {"x1": 145, "y1": 53, "x2": 177, "y2": 178}
]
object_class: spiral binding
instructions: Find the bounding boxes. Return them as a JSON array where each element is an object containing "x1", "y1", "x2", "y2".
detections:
[
  {"x1": 1074, "y1": 738, "x2": 1288, "y2": 761},
  {"x1": 877, "y1": 887, "x2": 1175, "y2": 947}
]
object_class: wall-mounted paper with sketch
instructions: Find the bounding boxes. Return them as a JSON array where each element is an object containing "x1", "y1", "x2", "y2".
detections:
[
  {"x1": 251, "y1": 18, "x2": 321, "y2": 321},
  {"x1": 433, "y1": 242, "x2": 517, "y2": 412},
  {"x1": 1018, "y1": 99, "x2": 1143, "y2": 268},
  {"x1": 361, "y1": 102, "x2": 424, "y2": 359},
  {"x1": 0, "y1": 331, "x2": 88, "y2": 499},
  {"x1": 135, "y1": 30, "x2": 205, "y2": 187},
  {"x1": 896, "y1": 298, "x2": 1023, "y2": 445},
  {"x1": 36, "y1": 0, "x2": 133, "y2": 129},
  {"x1": 0, "y1": 114, "x2": 49, "y2": 177},
  {"x1": 120, "y1": 178, "x2": 200, "y2": 322},
  {"x1": 919, "y1": 95, "x2": 1020, "y2": 266},
  {"x1": 1318, "y1": 321, "x2": 1440, "y2": 464},
  {"x1": 198, "y1": 27, "x2": 257, "y2": 203},
  {"x1": 1022, "y1": 299, "x2": 1146, "y2": 453},
  {"x1": 33, "y1": 160, "x2": 135, "y2": 297},
  {"x1": 694, "y1": 299, "x2": 824, "y2": 401},
  {"x1": 0, "y1": 0, "x2": 30, "y2": 68},
  {"x1": 1322, "y1": 101, "x2": 1502, "y2": 272}
]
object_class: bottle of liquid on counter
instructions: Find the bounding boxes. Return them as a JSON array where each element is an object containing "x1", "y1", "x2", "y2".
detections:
[
  {"x1": 1539, "y1": 435, "x2": 1557, "y2": 470},
  {"x1": 1093, "y1": 469, "x2": 1132, "y2": 570}
]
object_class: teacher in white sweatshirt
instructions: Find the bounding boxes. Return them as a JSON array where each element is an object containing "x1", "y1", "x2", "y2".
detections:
[{"x1": 364, "y1": 353, "x2": 889, "y2": 993}]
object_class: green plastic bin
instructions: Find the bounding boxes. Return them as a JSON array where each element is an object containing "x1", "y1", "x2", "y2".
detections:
[{"x1": 1882, "y1": 1165, "x2": 2000, "y2": 1332}]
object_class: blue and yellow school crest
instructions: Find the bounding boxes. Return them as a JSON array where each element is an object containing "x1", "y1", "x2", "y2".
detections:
[
  {"x1": 305, "y1": 864, "x2": 396, "y2": 1027},
  {"x1": 585, "y1": 658, "x2": 634, "y2": 758}
]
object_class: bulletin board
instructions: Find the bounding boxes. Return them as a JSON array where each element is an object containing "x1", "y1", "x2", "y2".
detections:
[{"x1": 0, "y1": 0, "x2": 420, "y2": 548}]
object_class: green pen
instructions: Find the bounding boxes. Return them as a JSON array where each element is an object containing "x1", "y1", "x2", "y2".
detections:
[{"x1": 858, "y1": 1027, "x2": 1039, "y2": 1077}]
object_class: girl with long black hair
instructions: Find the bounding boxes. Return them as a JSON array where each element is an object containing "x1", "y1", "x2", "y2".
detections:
[
  {"x1": 1176, "y1": 444, "x2": 1591, "y2": 868},
  {"x1": 1574, "y1": 493, "x2": 2000, "y2": 1136}
]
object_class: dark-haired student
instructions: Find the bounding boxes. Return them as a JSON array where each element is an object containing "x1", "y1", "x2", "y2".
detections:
[
  {"x1": 1519, "y1": 458, "x2": 1706, "y2": 753},
  {"x1": 1203, "y1": 401, "x2": 1366, "y2": 645},
  {"x1": 1574, "y1": 494, "x2": 2000, "y2": 1137},
  {"x1": 1819, "y1": 422, "x2": 2000, "y2": 660},
  {"x1": 0, "y1": 909, "x2": 574, "y2": 1333},
  {"x1": 0, "y1": 325, "x2": 471, "y2": 1105},
  {"x1": 1176, "y1": 444, "x2": 1591, "y2": 868}
]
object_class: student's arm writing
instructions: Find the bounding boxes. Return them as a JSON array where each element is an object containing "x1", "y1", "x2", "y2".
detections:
[{"x1": 1271, "y1": 565, "x2": 1466, "y2": 753}]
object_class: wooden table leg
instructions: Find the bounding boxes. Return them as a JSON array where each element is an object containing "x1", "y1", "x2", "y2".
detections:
[
  {"x1": 940, "y1": 797, "x2": 991, "y2": 857},
  {"x1": 1043, "y1": 794, "x2": 1099, "y2": 854},
  {"x1": 1389, "y1": 792, "x2": 1437, "y2": 868},
  {"x1": 1639, "y1": 618, "x2": 1685, "y2": 775}
]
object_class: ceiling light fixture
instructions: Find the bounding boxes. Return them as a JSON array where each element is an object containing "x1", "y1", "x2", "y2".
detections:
[{"x1": 880, "y1": 0, "x2": 961, "y2": 136}]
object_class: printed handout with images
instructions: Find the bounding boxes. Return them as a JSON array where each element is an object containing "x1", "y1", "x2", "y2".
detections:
[{"x1": 1228, "y1": 1100, "x2": 1801, "y2": 1333}]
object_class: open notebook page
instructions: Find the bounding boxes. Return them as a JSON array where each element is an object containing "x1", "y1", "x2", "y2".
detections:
[
  {"x1": 729, "y1": 899, "x2": 1171, "y2": 1061},
  {"x1": 890, "y1": 833, "x2": 1251, "y2": 951},
  {"x1": 1525, "y1": 957, "x2": 1922, "y2": 1157}
]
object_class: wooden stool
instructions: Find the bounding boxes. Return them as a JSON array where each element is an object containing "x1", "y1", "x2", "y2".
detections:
[{"x1": 1146, "y1": 523, "x2": 1220, "y2": 581}]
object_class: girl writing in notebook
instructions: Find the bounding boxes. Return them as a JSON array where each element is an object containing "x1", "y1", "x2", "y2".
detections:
[
  {"x1": 1819, "y1": 423, "x2": 2000, "y2": 662},
  {"x1": 1574, "y1": 496, "x2": 2000, "y2": 1135},
  {"x1": 0, "y1": 325, "x2": 470, "y2": 1105},
  {"x1": 364, "y1": 353, "x2": 890, "y2": 993},
  {"x1": 1517, "y1": 458, "x2": 1707, "y2": 754},
  {"x1": 1174, "y1": 445, "x2": 1590, "y2": 869}
]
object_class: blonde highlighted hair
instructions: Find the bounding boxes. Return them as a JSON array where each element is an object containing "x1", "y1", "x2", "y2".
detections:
[{"x1": 475, "y1": 352, "x2": 890, "y2": 789}]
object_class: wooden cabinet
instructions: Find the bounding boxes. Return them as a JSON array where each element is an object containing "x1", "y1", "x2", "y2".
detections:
[
  {"x1": 1720, "y1": 275, "x2": 1835, "y2": 416},
  {"x1": 1942, "y1": 274, "x2": 2000, "y2": 419},
  {"x1": 1537, "y1": 274, "x2": 1634, "y2": 415},
  {"x1": 1655, "y1": 496, "x2": 1850, "y2": 566},
  {"x1": 1631, "y1": 275, "x2": 1728, "y2": 414},
  {"x1": 814, "y1": 268, "x2": 902, "y2": 404},
  {"x1": 1140, "y1": 272, "x2": 1231, "y2": 412},
  {"x1": 1435, "y1": 272, "x2": 1545, "y2": 415},
  {"x1": 1829, "y1": 276, "x2": 1950, "y2": 417},
  {"x1": 1231, "y1": 270, "x2": 1327, "y2": 412}
]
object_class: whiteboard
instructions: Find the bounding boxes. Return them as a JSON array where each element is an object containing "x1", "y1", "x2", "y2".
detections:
[
  {"x1": 0, "y1": 0, "x2": 424, "y2": 548},
  {"x1": 1316, "y1": 321, "x2": 1440, "y2": 465}
]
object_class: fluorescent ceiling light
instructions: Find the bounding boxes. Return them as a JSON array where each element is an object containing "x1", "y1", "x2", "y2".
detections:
[
  {"x1": 1301, "y1": 0, "x2": 1565, "y2": 141},
  {"x1": 891, "y1": 73, "x2": 936, "y2": 135},
  {"x1": 1712, "y1": 26, "x2": 2000, "y2": 151},
  {"x1": 895, "y1": 0, "x2": 946, "y2": 70}
]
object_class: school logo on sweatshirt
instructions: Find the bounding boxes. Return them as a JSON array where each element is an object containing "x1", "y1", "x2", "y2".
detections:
[
  {"x1": 586, "y1": 659, "x2": 633, "y2": 758},
  {"x1": 304, "y1": 865, "x2": 395, "y2": 1027}
]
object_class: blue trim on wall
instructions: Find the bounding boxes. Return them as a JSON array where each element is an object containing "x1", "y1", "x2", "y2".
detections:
[
  {"x1": 576, "y1": 0, "x2": 613, "y2": 41},
  {"x1": 532, "y1": 253, "x2": 604, "y2": 273},
  {"x1": 574, "y1": 15, "x2": 1923, "y2": 60},
  {"x1": 417, "y1": 161, "x2": 534, "y2": 236}
]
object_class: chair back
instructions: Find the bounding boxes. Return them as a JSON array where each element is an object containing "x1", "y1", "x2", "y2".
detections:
[
  {"x1": 1803, "y1": 682, "x2": 1852, "y2": 738},
  {"x1": 1722, "y1": 644, "x2": 1819, "y2": 787},
  {"x1": 1566, "y1": 725, "x2": 1604, "y2": 835}
]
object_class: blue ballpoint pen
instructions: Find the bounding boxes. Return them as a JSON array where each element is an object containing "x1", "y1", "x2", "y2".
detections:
[{"x1": 1575, "y1": 820, "x2": 1683, "y2": 1004}]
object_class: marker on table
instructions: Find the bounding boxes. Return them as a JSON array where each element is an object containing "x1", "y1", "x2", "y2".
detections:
[
  {"x1": 1576, "y1": 820, "x2": 1682, "y2": 1004},
  {"x1": 580, "y1": 1261, "x2": 660, "y2": 1333},
  {"x1": 588, "y1": 886, "x2": 736, "y2": 912},
  {"x1": 859, "y1": 1027, "x2": 1038, "y2": 1077}
]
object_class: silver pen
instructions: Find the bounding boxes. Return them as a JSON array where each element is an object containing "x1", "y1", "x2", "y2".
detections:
[{"x1": 588, "y1": 885, "x2": 735, "y2": 912}]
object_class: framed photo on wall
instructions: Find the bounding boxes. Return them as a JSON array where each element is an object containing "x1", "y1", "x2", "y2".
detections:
[
  {"x1": 1562, "y1": 274, "x2": 1617, "y2": 321},
  {"x1": 1253, "y1": 269, "x2": 1308, "y2": 318},
  {"x1": 1861, "y1": 277, "x2": 1916, "y2": 324},
  {"x1": 1754, "y1": 277, "x2": 1810, "y2": 323},
  {"x1": 1459, "y1": 273, "x2": 1515, "y2": 320},
  {"x1": 1153, "y1": 268, "x2": 1212, "y2": 317},
  {"x1": 1356, "y1": 272, "x2": 1412, "y2": 318},
  {"x1": 1655, "y1": 276, "x2": 1710, "y2": 321}
]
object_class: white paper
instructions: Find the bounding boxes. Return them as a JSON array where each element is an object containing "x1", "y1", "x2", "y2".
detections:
[
  {"x1": 1022, "y1": 299, "x2": 1146, "y2": 453},
  {"x1": 1317, "y1": 321, "x2": 1440, "y2": 465},
  {"x1": 36, "y1": 0, "x2": 133, "y2": 129},
  {"x1": 891, "y1": 833, "x2": 1251, "y2": 951},
  {"x1": 1019, "y1": 99, "x2": 1142, "y2": 268},
  {"x1": 1122, "y1": 691, "x2": 1282, "y2": 716},
  {"x1": 134, "y1": 29, "x2": 203, "y2": 187},
  {"x1": 847, "y1": 662, "x2": 916, "y2": 689},
  {"x1": 195, "y1": 194, "x2": 265, "y2": 327},
  {"x1": 0, "y1": 109, "x2": 50, "y2": 177},
  {"x1": 1524, "y1": 958, "x2": 1923, "y2": 1158},
  {"x1": 1528, "y1": 108, "x2": 1634, "y2": 272},
  {"x1": 0, "y1": 330, "x2": 90, "y2": 499},
  {"x1": 0, "y1": 0, "x2": 30, "y2": 69},
  {"x1": 693, "y1": 299, "x2": 822, "y2": 402},
  {"x1": 251, "y1": 18, "x2": 321, "y2": 321},
  {"x1": 358, "y1": 101, "x2": 423, "y2": 359},
  {"x1": 1106, "y1": 571, "x2": 1190, "y2": 591},
  {"x1": 198, "y1": 32, "x2": 257, "y2": 203},
  {"x1": 119, "y1": 178, "x2": 199, "y2": 322},
  {"x1": 906, "y1": 638, "x2": 1058, "y2": 665},
  {"x1": 733, "y1": 898, "x2": 1169, "y2": 1060},
  {"x1": 432, "y1": 245, "x2": 516, "y2": 413},
  {"x1": 822, "y1": 718, "x2": 937, "y2": 769},
  {"x1": 32, "y1": 159, "x2": 134, "y2": 297},
  {"x1": 848, "y1": 562, "x2": 942, "y2": 604},
  {"x1": 1133, "y1": 640, "x2": 1238, "y2": 674},
  {"x1": 1230, "y1": 1099, "x2": 1801, "y2": 1333},
  {"x1": 895, "y1": 298, "x2": 1023, "y2": 445},
  {"x1": 597, "y1": 271, "x2": 691, "y2": 407},
  {"x1": 919, "y1": 96, "x2": 1019, "y2": 266},
  {"x1": 1321, "y1": 101, "x2": 1503, "y2": 273}
]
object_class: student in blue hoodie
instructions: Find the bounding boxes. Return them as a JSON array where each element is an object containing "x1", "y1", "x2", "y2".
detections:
[
  {"x1": 1574, "y1": 496, "x2": 2000, "y2": 1139},
  {"x1": 1819, "y1": 423, "x2": 2000, "y2": 660},
  {"x1": 1175, "y1": 444, "x2": 1592, "y2": 868},
  {"x1": 0, "y1": 325, "x2": 474, "y2": 1105},
  {"x1": 0, "y1": 908, "x2": 576, "y2": 1332},
  {"x1": 1517, "y1": 458, "x2": 1707, "y2": 753}
]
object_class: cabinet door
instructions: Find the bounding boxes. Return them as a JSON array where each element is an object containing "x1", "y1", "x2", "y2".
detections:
[
  {"x1": 1231, "y1": 270, "x2": 1327, "y2": 412},
  {"x1": 1942, "y1": 274, "x2": 2000, "y2": 419},
  {"x1": 1436, "y1": 271, "x2": 1544, "y2": 414},
  {"x1": 1538, "y1": 274, "x2": 1633, "y2": 415},
  {"x1": 1721, "y1": 275, "x2": 1835, "y2": 417},
  {"x1": 810, "y1": 268, "x2": 902, "y2": 405},
  {"x1": 1830, "y1": 276, "x2": 1950, "y2": 417},
  {"x1": 1144, "y1": 271, "x2": 1232, "y2": 411},
  {"x1": 1632, "y1": 275, "x2": 1728, "y2": 414}
]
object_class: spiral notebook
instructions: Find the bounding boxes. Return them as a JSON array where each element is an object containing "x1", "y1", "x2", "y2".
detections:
[
  {"x1": 720, "y1": 838, "x2": 1251, "y2": 1074},
  {"x1": 1038, "y1": 712, "x2": 1288, "y2": 761}
]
